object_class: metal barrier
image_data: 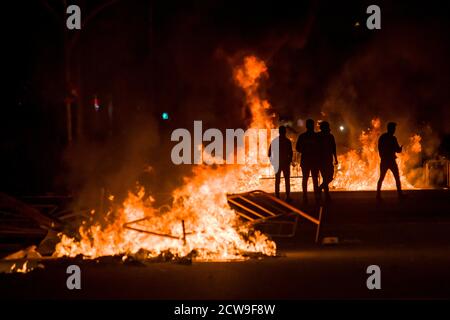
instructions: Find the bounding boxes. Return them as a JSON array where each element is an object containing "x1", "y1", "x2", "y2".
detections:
[
  {"x1": 227, "y1": 190, "x2": 323, "y2": 242},
  {"x1": 123, "y1": 217, "x2": 189, "y2": 243},
  {"x1": 424, "y1": 159, "x2": 450, "y2": 188},
  {"x1": 122, "y1": 190, "x2": 324, "y2": 244}
]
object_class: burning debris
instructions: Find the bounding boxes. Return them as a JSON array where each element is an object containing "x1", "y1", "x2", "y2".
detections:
[
  {"x1": 0, "y1": 246, "x2": 45, "y2": 274},
  {"x1": 1, "y1": 261, "x2": 44, "y2": 274},
  {"x1": 53, "y1": 56, "x2": 279, "y2": 262},
  {"x1": 53, "y1": 166, "x2": 277, "y2": 261}
]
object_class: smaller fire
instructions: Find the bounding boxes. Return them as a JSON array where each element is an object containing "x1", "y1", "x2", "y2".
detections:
[{"x1": 332, "y1": 118, "x2": 422, "y2": 190}]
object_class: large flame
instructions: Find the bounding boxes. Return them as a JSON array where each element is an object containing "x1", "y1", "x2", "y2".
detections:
[
  {"x1": 55, "y1": 56, "x2": 278, "y2": 260},
  {"x1": 233, "y1": 56, "x2": 274, "y2": 129}
]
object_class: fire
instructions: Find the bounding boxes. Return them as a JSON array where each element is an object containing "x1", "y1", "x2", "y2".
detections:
[
  {"x1": 56, "y1": 171, "x2": 276, "y2": 260},
  {"x1": 332, "y1": 118, "x2": 422, "y2": 190},
  {"x1": 55, "y1": 56, "x2": 278, "y2": 261},
  {"x1": 233, "y1": 56, "x2": 274, "y2": 129}
]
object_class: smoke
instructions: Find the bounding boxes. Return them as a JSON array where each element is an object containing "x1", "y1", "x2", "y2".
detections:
[
  {"x1": 318, "y1": 22, "x2": 448, "y2": 153},
  {"x1": 303, "y1": 22, "x2": 449, "y2": 187},
  {"x1": 59, "y1": 112, "x2": 157, "y2": 208}
]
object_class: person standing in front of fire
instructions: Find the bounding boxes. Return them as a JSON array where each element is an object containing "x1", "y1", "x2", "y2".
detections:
[
  {"x1": 268, "y1": 126, "x2": 293, "y2": 202},
  {"x1": 296, "y1": 119, "x2": 320, "y2": 203},
  {"x1": 376, "y1": 122, "x2": 404, "y2": 200},
  {"x1": 317, "y1": 121, "x2": 338, "y2": 202}
]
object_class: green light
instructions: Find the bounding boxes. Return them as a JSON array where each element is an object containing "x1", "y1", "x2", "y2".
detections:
[{"x1": 162, "y1": 112, "x2": 169, "y2": 120}]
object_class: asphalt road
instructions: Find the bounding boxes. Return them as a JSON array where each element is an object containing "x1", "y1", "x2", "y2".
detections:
[{"x1": 1, "y1": 189, "x2": 449, "y2": 299}]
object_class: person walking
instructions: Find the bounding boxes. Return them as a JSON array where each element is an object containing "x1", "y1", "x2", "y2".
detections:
[
  {"x1": 376, "y1": 122, "x2": 404, "y2": 200},
  {"x1": 317, "y1": 121, "x2": 338, "y2": 202}
]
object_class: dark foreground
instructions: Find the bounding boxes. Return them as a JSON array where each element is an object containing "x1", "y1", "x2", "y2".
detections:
[{"x1": 1, "y1": 189, "x2": 450, "y2": 299}]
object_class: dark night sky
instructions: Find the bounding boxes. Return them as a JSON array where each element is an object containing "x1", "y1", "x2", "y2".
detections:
[{"x1": 3, "y1": 0, "x2": 450, "y2": 195}]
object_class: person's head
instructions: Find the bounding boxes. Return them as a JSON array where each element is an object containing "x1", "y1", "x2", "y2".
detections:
[
  {"x1": 387, "y1": 122, "x2": 397, "y2": 135},
  {"x1": 319, "y1": 121, "x2": 330, "y2": 133},
  {"x1": 305, "y1": 119, "x2": 314, "y2": 132},
  {"x1": 279, "y1": 125, "x2": 287, "y2": 137}
]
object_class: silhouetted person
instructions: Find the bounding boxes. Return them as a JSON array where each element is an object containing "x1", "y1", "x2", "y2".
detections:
[
  {"x1": 376, "y1": 122, "x2": 403, "y2": 200},
  {"x1": 269, "y1": 126, "x2": 293, "y2": 201},
  {"x1": 317, "y1": 121, "x2": 338, "y2": 201},
  {"x1": 296, "y1": 119, "x2": 319, "y2": 203}
]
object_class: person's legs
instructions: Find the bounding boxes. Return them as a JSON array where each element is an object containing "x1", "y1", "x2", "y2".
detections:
[
  {"x1": 275, "y1": 169, "x2": 281, "y2": 198},
  {"x1": 311, "y1": 167, "x2": 319, "y2": 193},
  {"x1": 301, "y1": 166, "x2": 309, "y2": 193},
  {"x1": 283, "y1": 166, "x2": 291, "y2": 200},
  {"x1": 301, "y1": 166, "x2": 309, "y2": 201},
  {"x1": 322, "y1": 164, "x2": 334, "y2": 201},
  {"x1": 323, "y1": 171, "x2": 330, "y2": 200},
  {"x1": 377, "y1": 161, "x2": 388, "y2": 198},
  {"x1": 311, "y1": 167, "x2": 320, "y2": 202},
  {"x1": 318, "y1": 166, "x2": 325, "y2": 191},
  {"x1": 390, "y1": 161, "x2": 403, "y2": 196}
]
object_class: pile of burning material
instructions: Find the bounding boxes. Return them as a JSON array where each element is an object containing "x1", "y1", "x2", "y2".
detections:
[
  {"x1": 0, "y1": 55, "x2": 279, "y2": 272},
  {"x1": 52, "y1": 56, "x2": 279, "y2": 262},
  {"x1": 54, "y1": 179, "x2": 277, "y2": 262}
]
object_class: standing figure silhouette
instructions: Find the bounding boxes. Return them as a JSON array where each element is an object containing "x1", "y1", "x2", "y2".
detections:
[
  {"x1": 317, "y1": 121, "x2": 338, "y2": 202},
  {"x1": 376, "y1": 122, "x2": 404, "y2": 200},
  {"x1": 269, "y1": 126, "x2": 293, "y2": 202},
  {"x1": 296, "y1": 119, "x2": 319, "y2": 203}
]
